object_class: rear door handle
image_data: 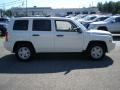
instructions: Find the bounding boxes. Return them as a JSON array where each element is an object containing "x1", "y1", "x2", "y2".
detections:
[
  {"x1": 56, "y1": 35, "x2": 64, "y2": 37},
  {"x1": 32, "y1": 34, "x2": 40, "y2": 36}
]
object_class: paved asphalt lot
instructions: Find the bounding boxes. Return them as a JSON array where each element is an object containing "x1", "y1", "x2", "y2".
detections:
[{"x1": 0, "y1": 38, "x2": 120, "y2": 90}]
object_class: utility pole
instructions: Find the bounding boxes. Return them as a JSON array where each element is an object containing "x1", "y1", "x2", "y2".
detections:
[
  {"x1": 26, "y1": 0, "x2": 27, "y2": 16},
  {"x1": 92, "y1": 1, "x2": 93, "y2": 7},
  {"x1": 3, "y1": 3, "x2": 6, "y2": 17},
  {"x1": 3, "y1": 3, "x2": 6, "y2": 11}
]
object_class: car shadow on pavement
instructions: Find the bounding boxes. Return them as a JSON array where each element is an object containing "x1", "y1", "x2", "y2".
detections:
[{"x1": 0, "y1": 53, "x2": 113, "y2": 74}]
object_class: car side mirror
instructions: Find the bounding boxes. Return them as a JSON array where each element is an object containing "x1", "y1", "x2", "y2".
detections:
[{"x1": 73, "y1": 28, "x2": 82, "y2": 33}]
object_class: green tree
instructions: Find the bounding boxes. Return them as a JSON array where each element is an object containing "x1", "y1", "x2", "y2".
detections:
[
  {"x1": 115, "y1": 1, "x2": 120, "y2": 14},
  {"x1": 97, "y1": 1, "x2": 120, "y2": 14},
  {"x1": 4, "y1": 9, "x2": 12, "y2": 17},
  {"x1": 97, "y1": 2, "x2": 103, "y2": 12}
]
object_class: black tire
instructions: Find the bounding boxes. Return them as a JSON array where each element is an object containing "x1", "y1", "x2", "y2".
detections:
[
  {"x1": 0, "y1": 28, "x2": 6, "y2": 36},
  {"x1": 87, "y1": 43, "x2": 105, "y2": 60},
  {"x1": 15, "y1": 45, "x2": 34, "y2": 61},
  {"x1": 0, "y1": 29, "x2": 4, "y2": 36}
]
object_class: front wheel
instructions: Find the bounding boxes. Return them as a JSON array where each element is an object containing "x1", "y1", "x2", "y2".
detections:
[
  {"x1": 0, "y1": 29, "x2": 4, "y2": 36},
  {"x1": 88, "y1": 44, "x2": 105, "y2": 60},
  {"x1": 15, "y1": 45, "x2": 33, "y2": 61}
]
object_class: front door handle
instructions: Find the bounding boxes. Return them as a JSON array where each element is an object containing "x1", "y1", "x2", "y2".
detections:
[
  {"x1": 56, "y1": 35, "x2": 64, "y2": 37},
  {"x1": 32, "y1": 34, "x2": 40, "y2": 36}
]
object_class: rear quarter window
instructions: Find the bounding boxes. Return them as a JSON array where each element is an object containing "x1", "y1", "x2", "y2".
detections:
[{"x1": 13, "y1": 20, "x2": 28, "y2": 30}]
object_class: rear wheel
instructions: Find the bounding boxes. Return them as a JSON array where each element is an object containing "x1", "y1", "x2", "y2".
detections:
[
  {"x1": 88, "y1": 44, "x2": 105, "y2": 60},
  {"x1": 0, "y1": 28, "x2": 6, "y2": 36},
  {"x1": 15, "y1": 45, "x2": 34, "y2": 61}
]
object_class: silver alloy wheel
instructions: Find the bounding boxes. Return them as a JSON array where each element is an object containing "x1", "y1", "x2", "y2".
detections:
[
  {"x1": 91, "y1": 46, "x2": 103, "y2": 59},
  {"x1": 18, "y1": 47, "x2": 31, "y2": 60}
]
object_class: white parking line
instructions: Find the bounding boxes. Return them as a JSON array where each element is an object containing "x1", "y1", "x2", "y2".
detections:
[
  {"x1": 114, "y1": 41, "x2": 120, "y2": 43},
  {"x1": 112, "y1": 34, "x2": 120, "y2": 36},
  {"x1": 114, "y1": 41, "x2": 120, "y2": 47}
]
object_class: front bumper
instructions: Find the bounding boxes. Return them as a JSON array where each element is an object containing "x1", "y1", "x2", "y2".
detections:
[{"x1": 107, "y1": 41, "x2": 116, "y2": 52}]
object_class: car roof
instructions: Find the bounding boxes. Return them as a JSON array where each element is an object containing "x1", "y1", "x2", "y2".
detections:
[
  {"x1": 12, "y1": 17, "x2": 71, "y2": 20},
  {"x1": 112, "y1": 15, "x2": 120, "y2": 18}
]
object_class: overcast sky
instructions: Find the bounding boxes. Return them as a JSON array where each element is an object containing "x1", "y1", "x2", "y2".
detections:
[{"x1": 0, "y1": 0, "x2": 120, "y2": 9}]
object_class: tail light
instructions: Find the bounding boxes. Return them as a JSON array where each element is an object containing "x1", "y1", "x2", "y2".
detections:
[{"x1": 5, "y1": 32, "x2": 8, "y2": 41}]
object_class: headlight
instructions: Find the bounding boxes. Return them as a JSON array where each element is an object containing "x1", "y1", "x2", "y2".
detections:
[{"x1": 108, "y1": 35, "x2": 113, "y2": 42}]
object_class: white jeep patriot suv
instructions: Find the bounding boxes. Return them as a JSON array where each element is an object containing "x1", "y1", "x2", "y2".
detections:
[{"x1": 4, "y1": 17, "x2": 115, "y2": 61}]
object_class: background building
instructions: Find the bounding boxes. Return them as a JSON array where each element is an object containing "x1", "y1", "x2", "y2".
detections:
[
  {"x1": 10, "y1": 7, "x2": 98, "y2": 17},
  {"x1": 11, "y1": 7, "x2": 52, "y2": 17},
  {"x1": 53, "y1": 7, "x2": 98, "y2": 16}
]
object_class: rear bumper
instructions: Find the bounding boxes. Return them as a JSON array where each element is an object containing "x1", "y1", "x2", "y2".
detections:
[{"x1": 4, "y1": 41, "x2": 13, "y2": 52}]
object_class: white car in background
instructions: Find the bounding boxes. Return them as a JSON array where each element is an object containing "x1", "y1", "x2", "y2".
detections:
[
  {"x1": 80, "y1": 15, "x2": 110, "y2": 28},
  {"x1": 71, "y1": 14, "x2": 87, "y2": 20},
  {"x1": 88, "y1": 16, "x2": 120, "y2": 33},
  {"x1": 78, "y1": 15, "x2": 99, "y2": 23}
]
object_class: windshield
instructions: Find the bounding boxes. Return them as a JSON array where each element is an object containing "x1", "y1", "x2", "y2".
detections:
[
  {"x1": 94, "y1": 17, "x2": 109, "y2": 22},
  {"x1": 72, "y1": 19, "x2": 87, "y2": 31},
  {"x1": 104, "y1": 16, "x2": 114, "y2": 22},
  {"x1": 83, "y1": 16, "x2": 97, "y2": 21}
]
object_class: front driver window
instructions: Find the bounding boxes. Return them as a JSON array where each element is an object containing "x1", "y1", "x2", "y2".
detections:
[{"x1": 55, "y1": 20, "x2": 77, "y2": 32}]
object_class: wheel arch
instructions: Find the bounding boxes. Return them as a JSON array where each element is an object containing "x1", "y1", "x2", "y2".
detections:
[
  {"x1": 86, "y1": 41, "x2": 108, "y2": 52},
  {"x1": 13, "y1": 41, "x2": 36, "y2": 53}
]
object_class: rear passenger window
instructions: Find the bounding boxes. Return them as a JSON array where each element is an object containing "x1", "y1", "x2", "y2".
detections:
[
  {"x1": 32, "y1": 20, "x2": 51, "y2": 31},
  {"x1": 13, "y1": 20, "x2": 28, "y2": 30}
]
